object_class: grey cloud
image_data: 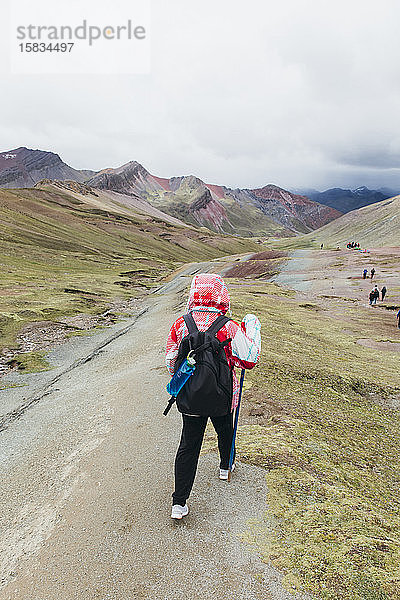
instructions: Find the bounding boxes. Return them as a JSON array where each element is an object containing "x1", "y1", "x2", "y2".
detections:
[
  {"x1": 337, "y1": 149, "x2": 400, "y2": 169},
  {"x1": 0, "y1": 0, "x2": 400, "y2": 191}
]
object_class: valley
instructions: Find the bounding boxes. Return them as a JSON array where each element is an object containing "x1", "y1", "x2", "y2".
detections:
[{"x1": 0, "y1": 147, "x2": 399, "y2": 600}]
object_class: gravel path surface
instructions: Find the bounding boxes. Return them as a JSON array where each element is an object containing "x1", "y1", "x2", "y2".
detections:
[
  {"x1": 0, "y1": 261, "x2": 310, "y2": 600},
  {"x1": 269, "y1": 250, "x2": 314, "y2": 292}
]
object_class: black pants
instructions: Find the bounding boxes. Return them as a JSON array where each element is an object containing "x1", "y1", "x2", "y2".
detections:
[{"x1": 172, "y1": 413, "x2": 234, "y2": 506}]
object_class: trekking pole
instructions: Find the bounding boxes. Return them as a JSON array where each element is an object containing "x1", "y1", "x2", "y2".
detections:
[{"x1": 228, "y1": 369, "x2": 245, "y2": 482}]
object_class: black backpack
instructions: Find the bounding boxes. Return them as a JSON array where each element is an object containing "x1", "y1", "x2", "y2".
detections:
[{"x1": 164, "y1": 313, "x2": 233, "y2": 417}]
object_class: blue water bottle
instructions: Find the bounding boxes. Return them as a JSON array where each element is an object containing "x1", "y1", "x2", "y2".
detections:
[{"x1": 167, "y1": 351, "x2": 196, "y2": 397}]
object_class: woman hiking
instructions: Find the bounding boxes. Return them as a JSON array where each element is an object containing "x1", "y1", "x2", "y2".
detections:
[{"x1": 165, "y1": 273, "x2": 261, "y2": 519}]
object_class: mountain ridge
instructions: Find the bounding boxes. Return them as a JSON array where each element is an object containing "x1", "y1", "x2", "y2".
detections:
[
  {"x1": 10, "y1": 146, "x2": 400, "y2": 236},
  {"x1": 87, "y1": 162, "x2": 340, "y2": 236},
  {"x1": 0, "y1": 147, "x2": 95, "y2": 188},
  {"x1": 293, "y1": 186, "x2": 398, "y2": 213}
]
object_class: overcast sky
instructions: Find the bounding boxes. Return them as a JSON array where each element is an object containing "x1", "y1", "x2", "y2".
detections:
[{"x1": 2, "y1": 0, "x2": 400, "y2": 191}]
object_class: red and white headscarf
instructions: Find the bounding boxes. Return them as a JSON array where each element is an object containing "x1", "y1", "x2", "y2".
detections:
[
  {"x1": 166, "y1": 273, "x2": 261, "y2": 411},
  {"x1": 186, "y1": 273, "x2": 230, "y2": 314}
]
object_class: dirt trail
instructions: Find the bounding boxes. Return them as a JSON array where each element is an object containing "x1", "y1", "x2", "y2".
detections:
[
  {"x1": 0, "y1": 261, "x2": 309, "y2": 600},
  {"x1": 271, "y1": 246, "x2": 400, "y2": 350},
  {"x1": 272, "y1": 247, "x2": 400, "y2": 304}
]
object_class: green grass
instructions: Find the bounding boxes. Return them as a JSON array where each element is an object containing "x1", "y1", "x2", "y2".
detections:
[
  {"x1": 8, "y1": 351, "x2": 52, "y2": 373},
  {"x1": 0, "y1": 382, "x2": 26, "y2": 391},
  {"x1": 223, "y1": 280, "x2": 400, "y2": 599}
]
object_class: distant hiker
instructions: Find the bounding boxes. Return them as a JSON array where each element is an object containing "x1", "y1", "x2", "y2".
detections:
[
  {"x1": 370, "y1": 268, "x2": 375, "y2": 279},
  {"x1": 363, "y1": 269, "x2": 367, "y2": 279},
  {"x1": 381, "y1": 286, "x2": 387, "y2": 301},
  {"x1": 369, "y1": 287, "x2": 379, "y2": 305},
  {"x1": 397, "y1": 309, "x2": 400, "y2": 329},
  {"x1": 165, "y1": 273, "x2": 261, "y2": 520}
]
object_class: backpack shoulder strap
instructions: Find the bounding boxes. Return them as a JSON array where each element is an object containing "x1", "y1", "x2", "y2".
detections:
[
  {"x1": 206, "y1": 314, "x2": 231, "y2": 336},
  {"x1": 183, "y1": 313, "x2": 198, "y2": 334}
]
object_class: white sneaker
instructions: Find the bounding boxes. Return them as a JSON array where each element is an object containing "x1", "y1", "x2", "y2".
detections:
[
  {"x1": 219, "y1": 464, "x2": 235, "y2": 480},
  {"x1": 171, "y1": 504, "x2": 189, "y2": 519}
]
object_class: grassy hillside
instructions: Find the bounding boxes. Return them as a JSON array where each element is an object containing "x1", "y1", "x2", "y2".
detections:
[
  {"x1": 0, "y1": 185, "x2": 258, "y2": 350},
  {"x1": 280, "y1": 195, "x2": 400, "y2": 249},
  {"x1": 221, "y1": 279, "x2": 400, "y2": 600}
]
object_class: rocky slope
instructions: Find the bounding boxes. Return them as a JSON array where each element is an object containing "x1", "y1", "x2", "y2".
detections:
[
  {"x1": 88, "y1": 165, "x2": 283, "y2": 236},
  {"x1": 247, "y1": 184, "x2": 341, "y2": 232},
  {"x1": 88, "y1": 162, "x2": 340, "y2": 236},
  {"x1": 0, "y1": 147, "x2": 95, "y2": 188}
]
